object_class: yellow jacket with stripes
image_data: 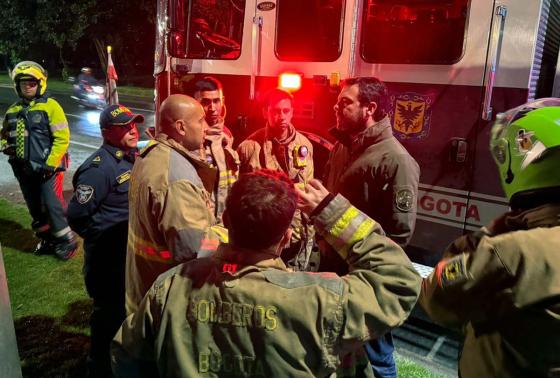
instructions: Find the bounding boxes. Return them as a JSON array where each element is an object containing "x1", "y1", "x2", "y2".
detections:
[
  {"x1": 1, "y1": 95, "x2": 69, "y2": 170},
  {"x1": 112, "y1": 194, "x2": 422, "y2": 377},
  {"x1": 125, "y1": 133, "x2": 228, "y2": 315}
]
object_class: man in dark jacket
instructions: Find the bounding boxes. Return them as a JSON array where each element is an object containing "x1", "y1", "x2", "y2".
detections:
[
  {"x1": 68, "y1": 104, "x2": 143, "y2": 377},
  {"x1": 323, "y1": 77, "x2": 420, "y2": 377}
]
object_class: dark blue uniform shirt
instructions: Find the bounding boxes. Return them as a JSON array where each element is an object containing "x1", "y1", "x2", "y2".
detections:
[{"x1": 68, "y1": 143, "x2": 136, "y2": 243}]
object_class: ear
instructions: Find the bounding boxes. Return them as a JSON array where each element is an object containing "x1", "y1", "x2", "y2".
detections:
[
  {"x1": 175, "y1": 119, "x2": 186, "y2": 136},
  {"x1": 366, "y1": 101, "x2": 377, "y2": 119},
  {"x1": 275, "y1": 227, "x2": 293, "y2": 256}
]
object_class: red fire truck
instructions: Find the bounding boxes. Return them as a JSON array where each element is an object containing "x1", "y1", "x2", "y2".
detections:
[{"x1": 154, "y1": 0, "x2": 560, "y2": 265}]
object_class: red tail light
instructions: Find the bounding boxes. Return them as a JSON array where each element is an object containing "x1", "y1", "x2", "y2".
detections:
[{"x1": 279, "y1": 73, "x2": 302, "y2": 92}]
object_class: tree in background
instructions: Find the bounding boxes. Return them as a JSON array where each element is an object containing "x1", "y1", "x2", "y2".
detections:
[
  {"x1": 0, "y1": 0, "x2": 156, "y2": 86},
  {"x1": 85, "y1": 0, "x2": 156, "y2": 86},
  {"x1": 36, "y1": 0, "x2": 97, "y2": 79},
  {"x1": 0, "y1": 0, "x2": 35, "y2": 68}
]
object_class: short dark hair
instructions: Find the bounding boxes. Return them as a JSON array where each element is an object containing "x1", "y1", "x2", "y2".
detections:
[
  {"x1": 190, "y1": 76, "x2": 223, "y2": 96},
  {"x1": 262, "y1": 88, "x2": 293, "y2": 109},
  {"x1": 343, "y1": 77, "x2": 388, "y2": 121},
  {"x1": 225, "y1": 169, "x2": 297, "y2": 250}
]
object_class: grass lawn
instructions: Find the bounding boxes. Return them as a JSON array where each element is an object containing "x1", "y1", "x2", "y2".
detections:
[
  {"x1": 0, "y1": 198, "x2": 446, "y2": 377},
  {"x1": 0, "y1": 72, "x2": 153, "y2": 99},
  {"x1": 1, "y1": 198, "x2": 90, "y2": 377}
]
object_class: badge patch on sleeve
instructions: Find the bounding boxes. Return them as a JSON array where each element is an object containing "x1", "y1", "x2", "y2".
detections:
[
  {"x1": 436, "y1": 254, "x2": 469, "y2": 288},
  {"x1": 395, "y1": 188, "x2": 414, "y2": 212},
  {"x1": 76, "y1": 184, "x2": 94, "y2": 204}
]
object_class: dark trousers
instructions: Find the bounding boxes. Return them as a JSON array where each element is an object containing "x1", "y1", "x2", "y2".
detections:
[
  {"x1": 10, "y1": 161, "x2": 69, "y2": 236},
  {"x1": 83, "y1": 225, "x2": 127, "y2": 377},
  {"x1": 88, "y1": 297, "x2": 126, "y2": 377},
  {"x1": 365, "y1": 332, "x2": 397, "y2": 378}
]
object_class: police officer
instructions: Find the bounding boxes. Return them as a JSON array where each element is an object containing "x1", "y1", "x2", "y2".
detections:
[
  {"x1": 323, "y1": 77, "x2": 420, "y2": 377},
  {"x1": 0, "y1": 61, "x2": 77, "y2": 259},
  {"x1": 237, "y1": 88, "x2": 316, "y2": 271},
  {"x1": 112, "y1": 170, "x2": 422, "y2": 376},
  {"x1": 420, "y1": 99, "x2": 560, "y2": 377},
  {"x1": 67, "y1": 104, "x2": 143, "y2": 377}
]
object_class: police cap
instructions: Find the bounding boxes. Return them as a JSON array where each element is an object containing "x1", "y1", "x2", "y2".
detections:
[{"x1": 100, "y1": 104, "x2": 144, "y2": 129}]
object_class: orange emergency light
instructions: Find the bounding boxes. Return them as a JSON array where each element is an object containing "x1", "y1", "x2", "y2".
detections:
[{"x1": 279, "y1": 73, "x2": 302, "y2": 92}]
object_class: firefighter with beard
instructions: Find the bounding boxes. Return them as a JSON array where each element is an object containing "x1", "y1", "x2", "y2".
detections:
[
  {"x1": 1, "y1": 61, "x2": 77, "y2": 260},
  {"x1": 67, "y1": 104, "x2": 143, "y2": 377},
  {"x1": 324, "y1": 77, "x2": 420, "y2": 377},
  {"x1": 191, "y1": 76, "x2": 239, "y2": 220},
  {"x1": 420, "y1": 98, "x2": 560, "y2": 377}
]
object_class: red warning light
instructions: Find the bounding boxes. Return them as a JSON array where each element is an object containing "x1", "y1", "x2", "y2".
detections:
[{"x1": 279, "y1": 73, "x2": 302, "y2": 92}]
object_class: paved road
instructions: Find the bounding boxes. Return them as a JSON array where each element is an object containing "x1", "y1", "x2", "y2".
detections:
[
  {"x1": 0, "y1": 84, "x2": 460, "y2": 377},
  {"x1": 0, "y1": 84, "x2": 155, "y2": 202}
]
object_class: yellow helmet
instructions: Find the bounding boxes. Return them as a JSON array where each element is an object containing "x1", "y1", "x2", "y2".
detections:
[{"x1": 12, "y1": 61, "x2": 48, "y2": 97}]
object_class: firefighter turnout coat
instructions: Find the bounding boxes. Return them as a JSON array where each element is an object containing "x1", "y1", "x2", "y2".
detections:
[
  {"x1": 237, "y1": 125, "x2": 316, "y2": 271},
  {"x1": 204, "y1": 125, "x2": 239, "y2": 220},
  {"x1": 125, "y1": 133, "x2": 226, "y2": 315},
  {"x1": 420, "y1": 203, "x2": 560, "y2": 377},
  {"x1": 112, "y1": 194, "x2": 422, "y2": 377}
]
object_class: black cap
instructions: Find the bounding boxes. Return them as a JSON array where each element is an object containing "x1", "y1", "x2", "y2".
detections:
[{"x1": 100, "y1": 104, "x2": 144, "y2": 129}]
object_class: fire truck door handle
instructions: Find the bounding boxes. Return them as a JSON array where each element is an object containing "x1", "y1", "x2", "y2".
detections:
[
  {"x1": 450, "y1": 138, "x2": 468, "y2": 163},
  {"x1": 250, "y1": 16, "x2": 263, "y2": 100},
  {"x1": 482, "y1": 5, "x2": 507, "y2": 121}
]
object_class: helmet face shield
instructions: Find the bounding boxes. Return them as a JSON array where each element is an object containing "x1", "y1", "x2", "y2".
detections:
[
  {"x1": 490, "y1": 98, "x2": 560, "y2": 201},
  {"x1": 12, "y1": 61, "x2": 48, "y2": 97}
]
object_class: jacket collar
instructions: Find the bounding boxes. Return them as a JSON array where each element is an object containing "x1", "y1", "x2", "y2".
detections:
[
  {"x1": 154, "y1": 133, "x2": 217, "y2": 193},
  {"x1": 205, "y1": 132, "x2": 232, "y2": 148},
  {"x1": 330, "y1": 116, "x2": 393, "y2": 150},
  {"x1": 155, "y1": 133, "x2": 209, "y2": 167},
  {"x1": 212, "y1": 244, "x2": 289, "y2": 272},
  {"x1": 102, "y1": 143, "x2": 137, "y2": 162},
  {"x1": 19, "y1": 93, "x2": 48, "y2": 107},
  {"x1": 505, "y1": 203, "x2": 560, "y2": 230},
  {"x1": 265, "y1": 123, "x2": 296, "y2": 145}
]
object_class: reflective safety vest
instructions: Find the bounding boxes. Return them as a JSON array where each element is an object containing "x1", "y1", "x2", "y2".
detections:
[{"x1": 1, "y1": 95, "x2": 70, "y2": 170}]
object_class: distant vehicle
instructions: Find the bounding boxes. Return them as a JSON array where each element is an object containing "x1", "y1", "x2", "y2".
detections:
[
  {"x1": 154, "y1": 0, "x2": 560, "y2": 266},
  {"x1": 71, "y1": 77, "x2": 106, "y2": 110}
]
